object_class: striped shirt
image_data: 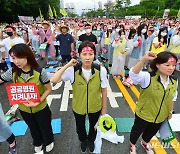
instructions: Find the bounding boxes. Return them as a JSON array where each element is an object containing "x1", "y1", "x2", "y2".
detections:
[{"x1": 0, "y1": 68, "x2": 49, "y2": 84}]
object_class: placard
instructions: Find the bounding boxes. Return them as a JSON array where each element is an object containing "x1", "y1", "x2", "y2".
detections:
[{"x1": 6, "y1": 83, "x2": 40, "y2": 105}]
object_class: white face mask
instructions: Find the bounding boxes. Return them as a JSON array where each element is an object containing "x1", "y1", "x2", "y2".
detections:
[
  {"x1": 116, "y1": 28, "x2": 120, "y2": 32},
  {"x1": 121, "y1": 35, "x2": 125, "y2": 39},
  {"x1": 161, "y1": 32, "x2": 167, "y2": 37},
  {"x1": 141, "y1": 29, "x2": 147, "y2": 34},
  {"x1": 86, "y1": 29, "x2": 91, "y2": 33}
]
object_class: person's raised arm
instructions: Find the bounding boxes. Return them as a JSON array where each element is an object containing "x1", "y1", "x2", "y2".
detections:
[
  {"x1": 132, "y1": 52, "x2": 157, "y2": 74},
  {"x1": 50, "y1": 59, "x2": 78, "y2": 83}
]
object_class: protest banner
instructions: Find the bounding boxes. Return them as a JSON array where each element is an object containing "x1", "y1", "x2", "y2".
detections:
[{"x1": 6, "y1": 83, "x2": 40, "y2": 105}]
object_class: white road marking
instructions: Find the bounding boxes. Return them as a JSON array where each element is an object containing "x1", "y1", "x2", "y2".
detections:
[
  {"x1": 60, "y1": 81, "x2": 72, "y2": 111},
  {"x1": 47, "y1": 94, "x2": 62, "y2": 106}
]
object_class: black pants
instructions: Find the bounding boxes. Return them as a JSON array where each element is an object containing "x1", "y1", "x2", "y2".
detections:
[
  {"x1": 73, "y1": 110, "x2": 101, "y2": 142},
  {"x1": 61, "y1": 55, "x2": 71, "y2": 64},
  {"x1": 54, "y1": 45, "x2": 60, "y2": 57},
  {"x1": 6, "y1": 133, "x2": 15, "y2": 144},
  {"x1": 19, "y1": 105, "x2": 54, "y2": 146},
  {"x1": 130, "y1": 114, "x2": 162, "y2": 144}
]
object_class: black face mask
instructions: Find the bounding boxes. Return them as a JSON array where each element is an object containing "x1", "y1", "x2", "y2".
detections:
[{"x1": 7, "y1": 32, "x2": 13, "y2": 36}]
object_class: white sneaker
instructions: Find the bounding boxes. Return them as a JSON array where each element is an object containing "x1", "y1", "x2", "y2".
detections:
[
  {"x1": 130, "y1": 145, "x2": 137, "y2": 154},
  {"x1": 34, "y1": 145, "x2": 42, "y2": 153},
  {"x1": 46, "y1": 142, "x2": 54, "y2": 152},
  {"x1": 141, "y1": 141, "x2": 154, "y2": 154}
]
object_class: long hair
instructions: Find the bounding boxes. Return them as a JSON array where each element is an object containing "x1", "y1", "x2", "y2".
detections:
[
  {"x1": 158, "y1": 27, "x2": 168, "y2": 45},
  {"x1": 9, "y1": 43, "x2": 39, "y2": 82},
  {"x1": 137, "y1": 24, "x2": 148, "y2": 39},
  {"x1": 128, "y1": 28, "x2": 136, "y2": 39},
  {"x1": 150, "y1": 52, "x2": 177, "y2": 72},
  {"x1": 78, "y1": 41, "x2": 96, "y2": 56}
]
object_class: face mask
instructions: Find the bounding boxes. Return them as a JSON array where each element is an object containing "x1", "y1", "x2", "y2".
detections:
[
  {"x1": 7, "y1": 32, "x2": 13, "y2": 36},
  {"x1": 141, "y1": 29, "x2": 147, "y2": 34},
  {"x1": 17, "y1": 31, "x2": 22, "y2": 36},
  {"x1": 161, "y1": 32, "x2": 167, "y2": 37},
  {"x1": 116, "y1": 28, "x2": 120, "y2": 32},
  {"x1": 3, "y1": 33, "x2": 8, "y2": 38},
  {"x1": 121, "y1": 35, "x2": 125, "y2": 39},
  {"x1": 86, "y1": 29, "x2": 91, "y2": 33}
]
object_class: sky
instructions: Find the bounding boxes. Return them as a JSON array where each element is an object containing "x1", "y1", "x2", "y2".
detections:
[{"x1": 63, "y1": 0, "x2": 141, "y2": 15}]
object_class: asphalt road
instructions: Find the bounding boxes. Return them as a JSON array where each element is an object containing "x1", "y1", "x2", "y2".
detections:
[{"x1": 0, "y1": 59, "x2": 180, "y2": 154}]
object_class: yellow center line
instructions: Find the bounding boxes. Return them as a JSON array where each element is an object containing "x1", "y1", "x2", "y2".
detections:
[
  {"x1": 114, "y1": 78, "x2": 167, "y2": 154},
  {"x1": 129, "y1": 80, "x2": 180, "y2": 153}
]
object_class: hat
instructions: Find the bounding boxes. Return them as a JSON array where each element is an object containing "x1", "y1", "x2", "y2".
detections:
[
  {"x1": 59, "y1": 25, "x2": 69, "y2": 32},
  {"x1": 42, "y1": 21, "x2": 50, "y2": 26},
  {"x1": 98, "y1": 114, "x2": 116, "y2": 133}
]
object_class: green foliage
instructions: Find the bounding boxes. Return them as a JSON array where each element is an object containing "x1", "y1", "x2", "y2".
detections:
[
  {"x1": 0, "y1": 0, "x2": 60, "y2": 22},
  {"x1": 109, "y1": 0, "x2": 179, "y2": 18}
]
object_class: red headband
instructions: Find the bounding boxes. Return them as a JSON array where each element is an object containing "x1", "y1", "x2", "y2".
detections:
[
  {"x1": 167, "y1": 56, "x2": 177, "y2": 63},
  {"x1": 81, "y1": 46, "x2": 94, "y2": 53},
  {"x1": 10, "y1": 52, "x2": 16, "y2": 57},
  {"x1": 6, "y1": 28, "x2": 14, "y2": 32}
]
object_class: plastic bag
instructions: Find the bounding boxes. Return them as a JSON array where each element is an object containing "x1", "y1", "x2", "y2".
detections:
[{"x1": 39, "y1": 43, "x2": 47, "y2": 50}]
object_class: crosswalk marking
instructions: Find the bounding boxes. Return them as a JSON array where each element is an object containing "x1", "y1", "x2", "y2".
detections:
[
  {"x1": 107, "y1": 81, "x2": 122, "y2": 108},
  {"x1": 47, "y1": 94, "x2": 62, "y2": 106},
  {"x1": 60, "y1": 81, "x2": 72, "y2": 111}
]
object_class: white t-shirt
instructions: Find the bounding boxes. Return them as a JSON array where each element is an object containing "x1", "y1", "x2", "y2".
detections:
[
  {"x1": 0, "y1": 40, "x2": 5, "y2": 59},
  {"x1": 77, "y1": 30, "x2": 86, "y2": 37},
  {"x1": 0, "y1": 37, "x2": 25, "y2": 61},
  {"x1": 61, "y1": 65, "x2": 108, "y2": 88},
  {"x1": 129, "y1": 68, "x2": 178, "y2": 101}
]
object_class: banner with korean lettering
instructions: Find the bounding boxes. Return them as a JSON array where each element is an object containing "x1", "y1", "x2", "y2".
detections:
[{"x1": 6, "y1": 83, "x2": 40, "y2": 105}]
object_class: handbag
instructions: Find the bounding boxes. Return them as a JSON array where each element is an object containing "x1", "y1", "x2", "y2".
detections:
[{"x1": 39, "y1": 43, "x2": 47, "y2": 50}]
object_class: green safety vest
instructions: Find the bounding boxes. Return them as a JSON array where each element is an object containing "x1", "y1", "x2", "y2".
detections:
[
  {"x1": 72, "y1": 63, "x2": 102, "y2": 115},
  {"x1": 136, "y1": 72, "x2": 177, "y2": 123},
  {"x1": 12, "y1": 68, "x2": 47, "y2": 113}
]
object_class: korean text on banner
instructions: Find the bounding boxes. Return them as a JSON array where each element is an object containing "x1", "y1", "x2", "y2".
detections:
[{"x1": 6, "y1": 83, "x2": 40, "y2": 105}]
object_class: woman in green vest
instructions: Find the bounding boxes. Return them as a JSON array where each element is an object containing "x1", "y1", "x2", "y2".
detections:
[
  {"x1": 51, "y1": 41, "x2": 108, "y2": 153},
  {"x1": 129, "y1": 51, "x2": 178, "y2": 154},
  {"x1": 0, "y1": 44, "x2": 54, "y2": 153}
]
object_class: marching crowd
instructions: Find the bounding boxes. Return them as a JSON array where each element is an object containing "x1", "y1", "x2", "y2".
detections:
[{"x1": 0, "y1": 17, "x2": 179, "y2": 154}]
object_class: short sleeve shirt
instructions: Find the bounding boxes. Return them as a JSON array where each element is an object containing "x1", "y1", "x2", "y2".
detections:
[
  {"x1": 56, "y1": 33, "x2": 74, "y2": 55},
  {"x1": 61, "y1": 66, "x2": 107, "y2": 88}
]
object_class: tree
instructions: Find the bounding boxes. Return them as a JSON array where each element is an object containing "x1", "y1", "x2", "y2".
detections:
[
  {"x1": 115, "y1": 0, "x2": 124, "y2": 9},
  {"x1": 0, "y1": 0, "x2": 60, "y2": 23},
  {"x1": 124, "y1": 0, "x2": 131, "y2": 8}
]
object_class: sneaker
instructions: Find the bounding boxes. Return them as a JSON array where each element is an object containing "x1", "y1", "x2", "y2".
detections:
[
  {"x1": 141, "y1": 141, "x2": 154, "y2": 154},
  {"x1": 88, "y1": 141, "x2": 95, "y2": 153},
  {"x1": 34, "y1": 145, "x2": 42, "y2": 153},
  {"x1": 46, "y1": 142, "x2": 54, "y2": 152},
  {"x1": 130, "y1": 144, "x2": 137, "y2": 154},
  {"x1": 9, "y1": 141, "x2": 17, "y2": 154},
  {"x1": 80, "y1": 141, "x2": 87, "y2": 153}
]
